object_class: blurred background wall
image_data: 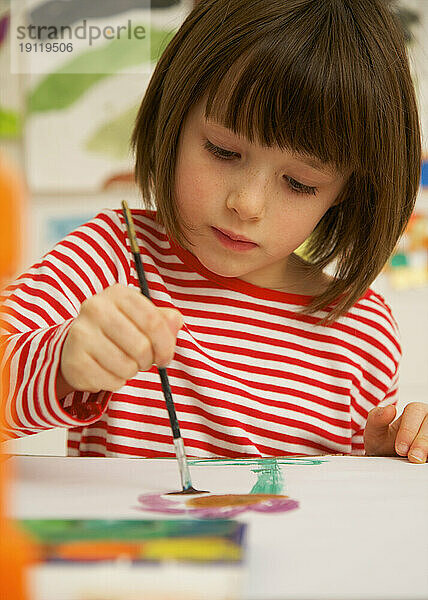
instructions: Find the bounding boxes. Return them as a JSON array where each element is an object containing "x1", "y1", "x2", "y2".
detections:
[{"x1": 1, "y1": 0, "x2": 427, "y2": 455}]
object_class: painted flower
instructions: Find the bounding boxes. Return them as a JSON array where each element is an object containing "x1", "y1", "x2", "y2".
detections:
[{"x1": 136, "y1": 492, "x2": 299, "y2": 519}]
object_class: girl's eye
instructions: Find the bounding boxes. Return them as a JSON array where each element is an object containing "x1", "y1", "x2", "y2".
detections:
[
  {"x1": 204, "y1": 140, "x2": 239, "y2": 160},
  {"x1": 204, "y1": 140, "x2": 318, "y2": 196},
  {"x1": 285, "y1": 176, "x2": 317, "y2": 196}
]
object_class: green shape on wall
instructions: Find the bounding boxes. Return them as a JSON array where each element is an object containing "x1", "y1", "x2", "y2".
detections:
[
  {"x1": 28, "y1": 25, "x2": 176, "y2": 113},
  {"x1": 29, "y1": 72, "x2": 107, "y2": 114},
  {"x1": 0, "y1": 106, "x2": 22, "y2": 138},
  {"x1": 85, "y1": 104, "x2": 140, "y2": 160}
]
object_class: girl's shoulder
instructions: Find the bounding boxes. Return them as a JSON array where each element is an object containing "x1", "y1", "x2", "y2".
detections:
[
  {"x1": 352, "y1": 286, "x2": 395, "y2": 316},
  {"x1": 108, "y1": 207, "x2": 165, "y2": 239},
  {"x1": 110, "y1": 207, "x2": 158, "y2": 224},
  {"x1": 290, "y1": 255, "x2": 398, "y2": 335},
  {"x1": 346, "y1": 287, "x2": 401, "y2": 362},
  {"x1": 106, "y1": 208, "x2": 174, "y2": 260},
  {"x1": 352, "y1": 287, "x2": 398, "y2": 330}
]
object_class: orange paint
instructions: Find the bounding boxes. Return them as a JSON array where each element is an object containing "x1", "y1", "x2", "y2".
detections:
[
  {"x1": 54, "y1": 540, "x2": 142, "y2": 561},
  {"x1": 186, "y1": 493, "x2": 289, "y2": 508},
  {"x1": 0, "y1": 150, "x2": 34, "y2": 599}
]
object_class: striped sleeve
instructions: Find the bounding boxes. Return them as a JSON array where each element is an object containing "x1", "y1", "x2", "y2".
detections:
[{"x1": 0, "y1": 209, "x2": 130, "y2": 438}]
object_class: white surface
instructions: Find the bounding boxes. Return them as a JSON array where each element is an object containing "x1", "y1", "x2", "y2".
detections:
[
  {"x1": 27, "y1": 563, "x2": 242, "y2": 600},
  {"x1": 8, "y1": 455, "x2": 428, "y2": 600},
  {"x1": 4, "y1": 428, "x2": 67, "y2": 456}
]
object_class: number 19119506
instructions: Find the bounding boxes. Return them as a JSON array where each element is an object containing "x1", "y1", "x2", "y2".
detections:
[{"x1": 19, "y1": 42, "x2": 73, "y2": 53}]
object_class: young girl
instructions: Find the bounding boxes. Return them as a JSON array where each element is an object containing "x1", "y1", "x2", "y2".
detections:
[{"x1": 1, "y1": 0, "x2": 428, "y2": 462}]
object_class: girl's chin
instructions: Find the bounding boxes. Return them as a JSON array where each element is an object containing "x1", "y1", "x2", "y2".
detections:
[{"x1": 198, "y1": 255, "x2": 250, "y2": 279}]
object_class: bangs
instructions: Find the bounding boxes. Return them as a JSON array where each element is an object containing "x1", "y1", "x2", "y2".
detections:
[{"x1": 202, "y1": 10, "x2": 373, "y2": 177}]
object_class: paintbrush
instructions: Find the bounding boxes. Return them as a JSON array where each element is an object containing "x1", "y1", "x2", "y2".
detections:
[{"x1": 121, "y1": 200, "x2": 205, "y2": 495}]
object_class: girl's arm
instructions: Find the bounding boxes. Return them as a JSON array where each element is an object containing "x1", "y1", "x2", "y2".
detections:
[{"x1": 0, "y1": 209, "x2": 131, "y2": 438}]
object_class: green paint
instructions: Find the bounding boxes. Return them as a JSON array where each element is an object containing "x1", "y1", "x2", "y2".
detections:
[
  {"x1": 249, "y1": 459, "x2": 284, "y2": 494},
  {"x1": 29, "y1": 24, "x2": 176, "y2": 113},
  {"x1": 188, "y1": 457, "x2": 325, "y2": 496},
  {"x1": 19, "y1": 518, "x2": 239, "y2": 543},
  {"x1": 85, "y1": 103, "x2": 139, "y2": 160},
  {"x1": 188, "y1": 458, "x2": 286, "y2": 494},
  {"x1": 0, "y1": 106, "x2": 22, "y2": 138},
  {"x1": 189, "y1": 457, "x2": 325, "y2": 467}
]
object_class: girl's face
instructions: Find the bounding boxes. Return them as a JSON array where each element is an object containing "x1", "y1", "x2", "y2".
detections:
[{"x1": 174, "y1": 98, "x2": 349, "y2": 292}]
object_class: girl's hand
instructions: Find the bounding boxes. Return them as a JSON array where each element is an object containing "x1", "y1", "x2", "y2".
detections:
[
  {"x1": 364, "y1": 403, "x2": 428, "y2": 463},
  {"x1": 58, "y1": 283, "x2": 184, "y2": 397}
]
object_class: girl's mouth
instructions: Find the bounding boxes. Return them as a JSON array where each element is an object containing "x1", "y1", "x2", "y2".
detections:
[{"x1": 212, "y1": 227, "x2": 258, "y2": 251}]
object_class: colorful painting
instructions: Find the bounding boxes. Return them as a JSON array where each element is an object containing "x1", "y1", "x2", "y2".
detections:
[
  {"x1": 136, "y1": 492, "x2": 299, "y2": 518},
  {"x1": 19, "y1": 518, "x2": 246, "y2": 563},
  {"x1": 136, "y1": 457, "x2": 325, "y2": 518},
  {"x1": 6, "y1": 0, "x2": 191, "y2": 192}
]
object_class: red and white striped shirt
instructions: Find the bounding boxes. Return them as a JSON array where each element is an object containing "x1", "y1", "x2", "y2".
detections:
[{"x1": 0, "y1": 208, "x2": 400, "y2": 457}]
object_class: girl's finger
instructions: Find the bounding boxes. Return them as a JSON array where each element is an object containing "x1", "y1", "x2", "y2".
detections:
[
  {"x1": 76, "y1": 352, "x2": 129, "y2": 393},
  {"x1": 394, "y1": 403, "x2": 428, "y2": 459},
  {"x1": 89, "y1": 302, "x2": 156, "y2": 371},
  {"x1": 407, "y1": 414, "x2": 428, "y2": 464},
  {"x1": 114, "y1": 291, "x2": 180, "y2": 367},
  {"x1": 85, "y1": 333, "x2": 146, "y2": 380}
]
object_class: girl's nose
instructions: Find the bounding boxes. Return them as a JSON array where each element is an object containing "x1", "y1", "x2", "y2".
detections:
[{"x1": 226, "y1": 173, "x2": 269, "y2": 220}]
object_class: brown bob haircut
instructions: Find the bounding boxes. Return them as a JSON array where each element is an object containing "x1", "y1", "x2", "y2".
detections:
[{"x1": 131, "y1": 0, "x2": 421, "y2": 323}]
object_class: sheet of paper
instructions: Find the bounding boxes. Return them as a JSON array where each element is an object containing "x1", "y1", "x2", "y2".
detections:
[{"x1": 8, "y1": 455, "x2": 428, "y2": 600}]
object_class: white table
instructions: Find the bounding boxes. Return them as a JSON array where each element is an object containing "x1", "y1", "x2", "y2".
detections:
[{"x1": 8, "y1": 454, "x2": 428, "y2": 600}]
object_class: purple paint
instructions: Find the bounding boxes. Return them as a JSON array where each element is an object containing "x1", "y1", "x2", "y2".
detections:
[{"x1": 136, "y1": 493, "x2": 299, "y2": 519}]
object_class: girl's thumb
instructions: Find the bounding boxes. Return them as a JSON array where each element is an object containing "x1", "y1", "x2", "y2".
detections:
[
  {"x1": 366, "y1": 405, "x2": 396, "y2": 439},
  {"x1": 364, "y1": 404, "x2": 397, "y2": 456},
  {"x1": 161, "y1": 308, "x2": 184, "y2": 334},
  {"x1": 375, "y1": 404, "x2": 396, "y2": 424}
]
